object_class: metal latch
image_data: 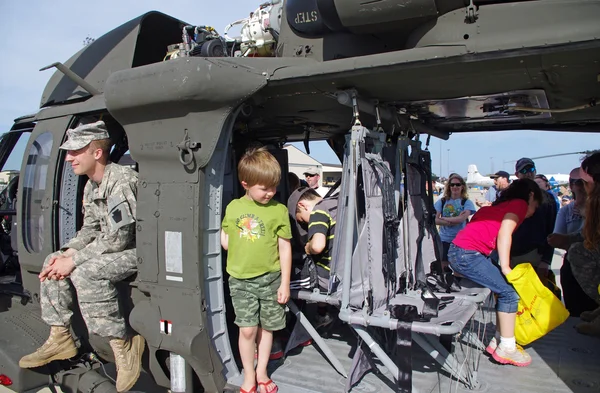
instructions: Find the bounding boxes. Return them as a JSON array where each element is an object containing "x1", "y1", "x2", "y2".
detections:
[
  {"x1": 176, "y1": 130, "x2": 201, "y2": 166},
  {"x1": 465, "y1": 0, "x2": 478, "y2": 24}
]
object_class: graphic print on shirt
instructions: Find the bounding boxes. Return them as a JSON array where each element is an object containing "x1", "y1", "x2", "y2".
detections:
[
  {"x1": 235, "y1": 214, "x2": 266, "y2": 242},
  {"x1": 443, "y1": 202, "x2": 462, "y2": 217}
]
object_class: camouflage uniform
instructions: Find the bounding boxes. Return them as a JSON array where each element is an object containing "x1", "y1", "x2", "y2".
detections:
[
  {"x1": 569, "y1": 242, "x2": 600, "y2": 305},
  {"x1": 41, "y1": 123, "x2": 138, "y2": 339}
]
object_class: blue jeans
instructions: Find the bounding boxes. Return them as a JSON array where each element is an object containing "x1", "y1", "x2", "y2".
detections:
[{"x1": 448, "y1": 244, "x2": 519, "y2": 313}]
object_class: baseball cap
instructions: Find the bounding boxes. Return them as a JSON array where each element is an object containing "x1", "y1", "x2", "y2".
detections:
[
  {"x1": 569, "y1": 167, "x2": 582, "y2": 180},
  {"x1": 287, "y1": 187, "x2": 312, "y2": 217},
  {"x1": 59, "y1": 121, "x2": 110, "y2": 151},
  {"x1": 515, "y1": 157, "x2": 535, "y2": 172},
  {"x1": 490, "y1": 170, "x2": 510, "y2": 179},
  {"x1": 303, "y1": 167, "x2": 319, "y2": 176}
]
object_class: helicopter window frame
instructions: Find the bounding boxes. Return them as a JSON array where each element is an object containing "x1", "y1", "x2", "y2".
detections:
[{"x1": 22, "y1": 131, "x2": 54, "y2": 253}]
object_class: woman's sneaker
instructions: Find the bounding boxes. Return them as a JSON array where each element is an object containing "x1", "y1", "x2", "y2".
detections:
[
  {"x1": 485, "y1": 337, "x2": 497, "y2": 355},
  {"x1": 492, "y1": 345, "x2": 532, "y2": 367},
  {"x1": 486, "y1": 338, "x2": 525, "y2": 356}
]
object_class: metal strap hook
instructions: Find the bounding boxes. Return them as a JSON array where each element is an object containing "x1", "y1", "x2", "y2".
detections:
[
  {"x1": 351, "y1": 91, "x2": 362, "y2": 126},
  {"x1": 177, "y1": 129, "x2": 201, "y2": 166},
  {"x1": 374, "y1": 101, "x2": 384, "y2": 132}
]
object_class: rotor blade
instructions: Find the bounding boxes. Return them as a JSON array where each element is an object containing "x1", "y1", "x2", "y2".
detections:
[{"x1": 504, "y1": 150, "x2": 592, "y2": 163}]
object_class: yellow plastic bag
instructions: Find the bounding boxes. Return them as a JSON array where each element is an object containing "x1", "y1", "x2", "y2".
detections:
[{"x1": 506, "y1": 263, "x2": 570, "y2": 346}]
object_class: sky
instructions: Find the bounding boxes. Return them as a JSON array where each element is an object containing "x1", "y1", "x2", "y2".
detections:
[{"x1": 1, "y1": 1, "x2": 598, "y2": 176}]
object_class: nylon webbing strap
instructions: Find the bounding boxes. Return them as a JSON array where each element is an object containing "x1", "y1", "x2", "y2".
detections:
[
  {"x1": 368, "y1": 157, "x2": 399, "y2": 304},
  {"x1": 395, "y1": 321, "x2": 412, "y2": 393}
]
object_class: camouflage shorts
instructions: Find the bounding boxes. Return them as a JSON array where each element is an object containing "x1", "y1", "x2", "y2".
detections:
[{"x1": 229, "y1": 271, "x2": 286, "y2": 331}]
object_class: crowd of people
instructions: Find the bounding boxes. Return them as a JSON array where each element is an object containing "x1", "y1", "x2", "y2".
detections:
[
  {"x1": 435, "y1": 155, "x2": 600, "y2": 367},
  {"x1": 15, "y1": 119, "x2": 599, "y2": 392}
]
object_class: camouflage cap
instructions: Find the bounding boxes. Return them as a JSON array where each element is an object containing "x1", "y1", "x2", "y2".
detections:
[{"x1": 59, "y1": 121, "x2": 110, "y2": 151}]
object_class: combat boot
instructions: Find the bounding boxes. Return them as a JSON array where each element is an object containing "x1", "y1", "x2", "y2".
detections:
[
  {"x1": 19, "y1": 326, "x2": 78, "y2": 368},
  {"x1": 109, "y1": 335, "x2": 145, "y2": 392},
  {"x1": 575, "y1": 314, "x2": 600, "y2": 337}
]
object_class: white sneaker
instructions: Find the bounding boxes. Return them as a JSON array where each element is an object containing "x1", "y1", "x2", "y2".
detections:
[{"x1": 492, "y1": 345, "x2": 532, "y2": 367}]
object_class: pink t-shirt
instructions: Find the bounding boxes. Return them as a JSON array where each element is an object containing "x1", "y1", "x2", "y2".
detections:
[{"x1": 452, "y1": 199, "x2": 528, "y2": 256}]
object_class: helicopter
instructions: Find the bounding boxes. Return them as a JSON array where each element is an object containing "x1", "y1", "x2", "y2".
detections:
[{"x1": 1, "y1": 0, "x2": 600, "y2": 392}]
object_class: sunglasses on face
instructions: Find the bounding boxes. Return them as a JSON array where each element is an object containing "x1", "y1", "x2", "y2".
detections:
[
  {"x1": 519, "y1": 166, "x2": 536, "y2": 174},
  {"x1": 450, "y1": 183, "x2": 462, "y2": 187},
  {"x1": 305, "y1": 174, "x2": 317, "y2": 178}
]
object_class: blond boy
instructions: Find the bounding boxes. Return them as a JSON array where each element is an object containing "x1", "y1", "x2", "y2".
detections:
[{"x1": 221, "y1": 147, "x2": 292, "y2": 393}]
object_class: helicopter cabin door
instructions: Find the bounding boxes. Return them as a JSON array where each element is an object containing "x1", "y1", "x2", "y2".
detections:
[{"x1": 17, "y1": 116, "x2": 73, "y2": 296}]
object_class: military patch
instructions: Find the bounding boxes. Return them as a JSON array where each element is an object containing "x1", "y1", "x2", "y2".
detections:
[
  {"x1": 112, "y1": 209, "x2": 123, "y2": 223},
  {"x1": 108, "y1": 194, "x2": 135, "y2": 230}
]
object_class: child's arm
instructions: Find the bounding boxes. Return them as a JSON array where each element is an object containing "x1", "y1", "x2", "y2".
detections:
[
  {"x1": 305, "y1": 233, "x2": 326, "y2": 255},
  {"x1": 220, "y1": 229, "x2": 229, "y2": 251},
  {"x1": 497, "y1": 212, "x2": 519, "y2": 275},
  {"x1": 277, "y1": 237, "x2": 292, "y2": 304}
]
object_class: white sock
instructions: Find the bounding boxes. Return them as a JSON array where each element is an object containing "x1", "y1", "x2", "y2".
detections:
[
  {"x1": 499, "y1": 336, "x2": 516, "y2": 351},
  {"x1": 494, "y1": 331, "x2": 501, "y2": 342}
]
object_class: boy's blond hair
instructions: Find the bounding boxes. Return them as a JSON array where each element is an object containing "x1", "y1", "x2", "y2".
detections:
[{"x1": 238, "y1": 147, "x2": 281, "y2": 188}]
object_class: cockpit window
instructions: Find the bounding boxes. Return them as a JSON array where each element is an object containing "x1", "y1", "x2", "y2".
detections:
[{"x1": 22, "y1": 132, "x2": 53, "y2": 253}]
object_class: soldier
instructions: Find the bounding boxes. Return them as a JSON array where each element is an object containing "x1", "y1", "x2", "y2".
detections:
[{"x1": 19, "y1": 121, "x2": 143, "y2": 392}]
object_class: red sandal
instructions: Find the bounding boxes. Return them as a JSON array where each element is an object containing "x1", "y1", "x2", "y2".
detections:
[
  {"x1": 240, "y1": 386, "x2": 257, "y2": 393},
  {"x1": 258, "y1": 379, "x2": 278, "y2": 393}
]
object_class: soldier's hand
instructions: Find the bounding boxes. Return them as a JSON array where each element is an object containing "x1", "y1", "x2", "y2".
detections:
[
  {"x1": 39, "y1": 258, "x2": 58, "y2": 282},
  {"x1": 277, "y1": 284, "x2": 290, "y2": 304},
  {"x1": 51, "y1": 256, "x2": 76, "y2": 279}
]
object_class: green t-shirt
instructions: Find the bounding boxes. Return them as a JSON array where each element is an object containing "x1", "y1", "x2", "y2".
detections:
[{"x1": 222, "y1": 197, "x2": 292, "y2": 279}]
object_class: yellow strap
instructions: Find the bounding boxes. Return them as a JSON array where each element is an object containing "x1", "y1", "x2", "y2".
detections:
[{"x1": 316, "y1": 262, "x2": 331, "y2": 271}]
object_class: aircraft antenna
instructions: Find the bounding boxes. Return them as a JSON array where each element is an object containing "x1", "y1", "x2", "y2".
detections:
[{"x1": 39, "y1": 62, "x2": 100, "y2": 96}]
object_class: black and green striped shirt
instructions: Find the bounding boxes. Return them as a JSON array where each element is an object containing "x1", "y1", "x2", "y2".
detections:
[{"x1": 307, "y1": 198, "x2": 338, "y2": 270}]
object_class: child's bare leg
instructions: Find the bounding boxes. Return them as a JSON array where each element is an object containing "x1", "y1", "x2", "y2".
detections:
[
  {"x1": 239, "y1": 326, "x2": 258, "y2": 391},
  {"x1": 255, "y1": 328, "x2": 273, "y2": 383}
]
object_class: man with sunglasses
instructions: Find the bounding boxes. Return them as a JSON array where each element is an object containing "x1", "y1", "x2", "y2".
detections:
[
  {"x1": 303, "y1": 167, "x2": 329, "y2": 197},
  {"x1": 477, "y1": 170, "x2": 511, "y2": 208},
  {"x1": 509, "y1": 158, "x2": 558, "y2": 283}
]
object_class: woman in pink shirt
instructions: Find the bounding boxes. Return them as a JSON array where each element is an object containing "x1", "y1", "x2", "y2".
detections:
[{"x1": 448, "y1": 179, "x2": 542, "y2": 367}]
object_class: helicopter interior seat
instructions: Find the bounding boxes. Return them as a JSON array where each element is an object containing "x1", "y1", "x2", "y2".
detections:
[{"x1": 285, "y1": 126, "x2": 487, "y2": 391}]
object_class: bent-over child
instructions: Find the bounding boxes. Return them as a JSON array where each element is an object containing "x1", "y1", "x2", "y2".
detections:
[
  {"x1": 221, "y1": 147, "x2": 292, "y2": 393},
  {"x1": 289, "y1": 186, "x2": 337, "y2": 327}
]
